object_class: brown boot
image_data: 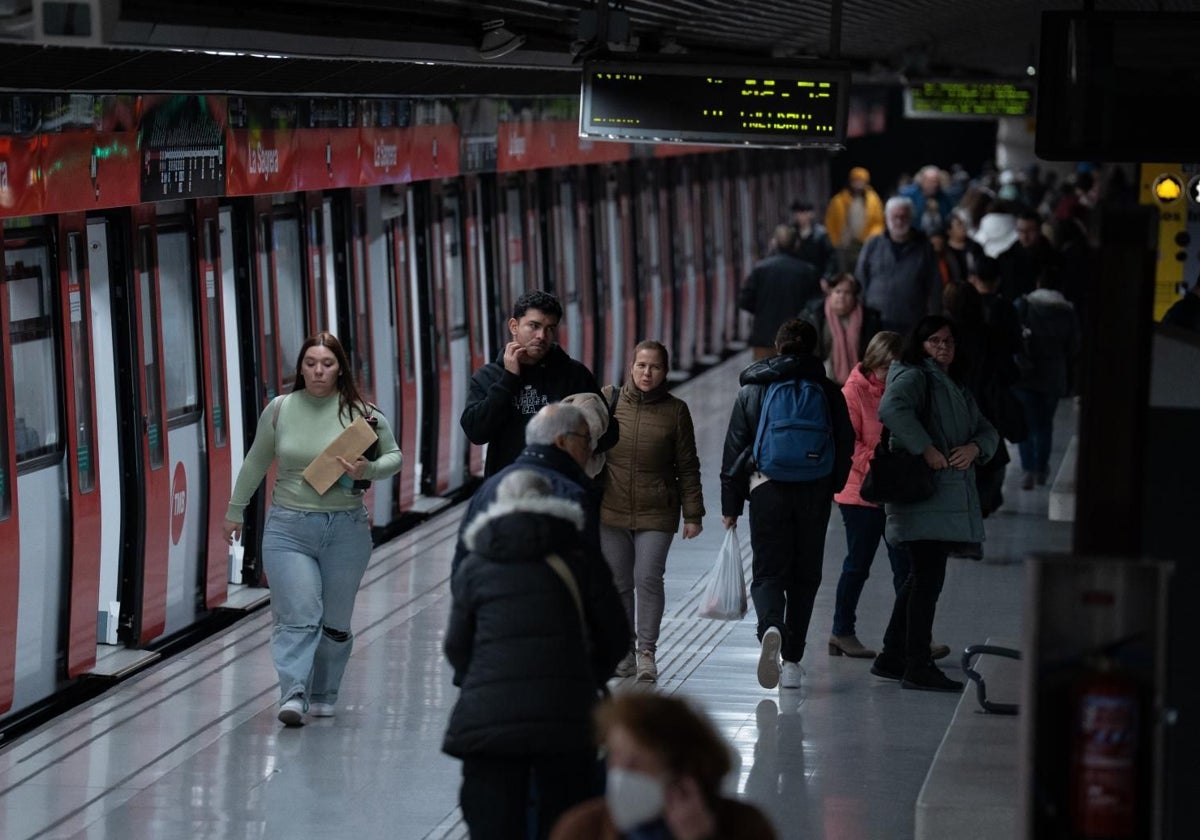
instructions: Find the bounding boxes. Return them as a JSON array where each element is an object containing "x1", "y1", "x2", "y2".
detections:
[
  {"x1": 829, "y1": 634, "x2": 877, "y2": 658},
  {"x1": 931, "y1": 643, "x2": 952, "y2": 660}
]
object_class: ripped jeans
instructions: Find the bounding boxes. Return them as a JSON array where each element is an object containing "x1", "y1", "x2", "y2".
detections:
[{"x1": 261, "y1": 505, "x2": 372, "y2": 707}]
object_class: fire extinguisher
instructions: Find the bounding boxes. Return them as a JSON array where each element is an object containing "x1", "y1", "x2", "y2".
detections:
[{"x1": 1068, "y1": 656, "x2": 1140, "y2": 839}]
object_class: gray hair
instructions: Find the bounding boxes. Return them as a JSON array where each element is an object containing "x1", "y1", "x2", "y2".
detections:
[
  {"x1": 525, "y1": 402, "x2": 586, "y2": 446},
  {"x1": 496, "y1": 469, "x2": 553, "y2": 502},
  {"x1": 884, "y1": 195, "x2": 914, "y2": 216}
]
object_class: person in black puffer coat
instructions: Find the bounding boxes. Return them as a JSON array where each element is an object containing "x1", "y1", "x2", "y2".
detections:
[{"x1": 444, "y1": 469, "x2": 629, "y2": 840}]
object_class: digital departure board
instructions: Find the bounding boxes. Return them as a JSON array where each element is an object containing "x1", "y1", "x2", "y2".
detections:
[
  {"x1": 903, "y1": 80, "x2": 1034, "y2": 120},
  {"x1": 579, "y1": 59, "x2": 850, "y2": 149}
]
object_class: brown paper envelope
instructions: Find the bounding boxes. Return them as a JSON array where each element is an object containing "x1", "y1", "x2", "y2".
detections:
[{"x1": 302, "y1": 417, "x2": 379, "y2": 495}]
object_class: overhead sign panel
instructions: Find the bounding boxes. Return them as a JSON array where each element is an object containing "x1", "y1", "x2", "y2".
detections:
[
  {"x1": 580, "y1": 59, "x2": 850, "y2": 149},
  {"x1": 904, "y1": 80, "x2": 1034, "y2": 119}
]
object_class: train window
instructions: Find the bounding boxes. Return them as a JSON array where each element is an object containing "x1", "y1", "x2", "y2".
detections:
[
  {"x1": 137, "y1": 230, "x2": 165, "y2": 470},
  {"x1": 257, "y1": 216, "x2": 279, "y2": 398},
  {"x1": 385, "y1": 216, "x2": 415, "y2": 383},
  {"x1": 308, "y1": 206, "x2": 328, "y2": 330},
  {"x1": 504, "y1": 183, "x2": 525, "y2": 303},
  {"x1": 443, "y1": 194, "x2": 467, "y2": 335},
  {"x1": 66, "y1": 233, "x2": 96, "y2": 493},
  {"x1": 5, "y1": 244, "x2": 63, "y2": 469},
  {"x1": 202, "y1": 219, "x2": 227, "y2": 447},
  {"x1": 352, "y1": 203, "x2": 374, "y2": 387},
  {"x1": 272, "y1": 213, "x2": 305, "y2": 389},
  {"x1": 558, "y1": 180, "x2": 578, "y2": 299},
  {"x1": 156, "y1": 228, "x2": 201, "y2": 422}
]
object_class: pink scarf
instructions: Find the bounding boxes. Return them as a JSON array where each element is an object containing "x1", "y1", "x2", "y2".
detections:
[{"x1": 825, "y1": 296, "x2": 863, "y2": 384}]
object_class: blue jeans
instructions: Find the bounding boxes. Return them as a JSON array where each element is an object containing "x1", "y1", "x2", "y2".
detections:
[
  {"x1": 832, "y1": 504, "x2": 911, "y2": 637},
  {"x1": 261, "y1": 505, "x2": 372, "y2": 707},
  {"x1": 1014, "y1": 388, "x2": 1058, "y2": 474}
]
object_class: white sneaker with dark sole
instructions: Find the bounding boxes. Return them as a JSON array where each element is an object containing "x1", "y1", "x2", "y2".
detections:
[
  {"x1": 780, "y1": 661, "x2": 803, "y2": 689},
  {"x1": 278, "y1": 697, "x2": 305, "y2": 726},
  {"x1": 758, "y1": 627, "x2": 782, "y2": 689}
]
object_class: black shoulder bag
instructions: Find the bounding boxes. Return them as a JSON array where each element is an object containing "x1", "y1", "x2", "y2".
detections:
[{"x1": 859, "y1": 371, "x2": 937, "y2": 505}]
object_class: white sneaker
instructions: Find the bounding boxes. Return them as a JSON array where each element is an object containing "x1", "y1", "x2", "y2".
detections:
[
  {"x1": 308, "y1": 702, "x2": 336, "y2": 718},
  {"x1": 278, "y1": 696, "x2": 305, "y2": 726},
  {"x1": 780, "y1": 661, "x2": 803, "y2": 689},
  {"x1": 614, "y1": 651, "x2": 637, "y2": 678},
  {"x1": 758, "y1": 627, "x2": 782, "y2": 689}
]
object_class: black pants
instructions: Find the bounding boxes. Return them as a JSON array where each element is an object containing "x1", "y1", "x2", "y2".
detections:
[
  {"x1": 459, "y1": 751, "x2": 597, "y2": 840},
  {"x1": 881, "y1": 540, "x2": 950, "y2": 667},
  {"x1": 748, "y1": 480, "x2": 833, "y2": 662}
]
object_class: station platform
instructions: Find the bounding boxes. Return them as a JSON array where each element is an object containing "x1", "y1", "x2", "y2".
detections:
[{"x1": 0, "y1": 350, "x2": 1076, "y2": 840}]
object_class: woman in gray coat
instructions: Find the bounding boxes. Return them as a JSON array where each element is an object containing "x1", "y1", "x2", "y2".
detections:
[{"x1": 870, "y1": 315, "x2": 999, "y2": 692}]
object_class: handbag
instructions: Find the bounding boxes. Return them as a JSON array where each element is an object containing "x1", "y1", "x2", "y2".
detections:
[
  {"x1": 698, "y1": 528, "x2": 748, "y2": 620},
  {"x1": 859, "y1": 428, "x2": 937, "y2": 504},
  {"x1": 859, "y1": 369, "x2": 937, "y2": 505}
]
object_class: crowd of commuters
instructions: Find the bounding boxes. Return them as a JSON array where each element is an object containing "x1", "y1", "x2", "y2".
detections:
[{"x1": 221, "y1": 158, "x2": 1122, "y2": 836}]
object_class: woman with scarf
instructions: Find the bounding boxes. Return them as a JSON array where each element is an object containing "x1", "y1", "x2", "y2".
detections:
[{"x1": 803, "y1": 273, "x2": 882, "y2": 385}]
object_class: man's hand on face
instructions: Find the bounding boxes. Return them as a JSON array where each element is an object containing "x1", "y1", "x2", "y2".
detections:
[{"x1": 503, "y1": 341, "x2": 527, "y2": 375}]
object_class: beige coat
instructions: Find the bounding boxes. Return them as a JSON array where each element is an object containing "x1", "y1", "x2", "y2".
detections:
[{"x1": 599, "y1": 382, "x2": 704, "y2": 533}]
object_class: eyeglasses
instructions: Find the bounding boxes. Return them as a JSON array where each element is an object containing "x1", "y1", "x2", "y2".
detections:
[{"x1": 925, "y1": 337, "x2": 955, "y2": 348}]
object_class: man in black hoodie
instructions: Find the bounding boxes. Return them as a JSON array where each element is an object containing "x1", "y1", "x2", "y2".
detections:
[
  {"x1": 461, "y1": 289, "x2": 617, "y2": 477},
  {"x1": 720, "y1": 319, "x2": 854, "y2": 691}
]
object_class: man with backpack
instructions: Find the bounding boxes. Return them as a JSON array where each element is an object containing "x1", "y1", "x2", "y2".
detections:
[{"x1": 720, "y1": 319, "x2": 855, "y2": 690}]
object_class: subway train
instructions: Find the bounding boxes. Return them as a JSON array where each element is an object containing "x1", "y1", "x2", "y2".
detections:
[{"x1": 0, "y1": 92, "x2": 831, "y2": 733}]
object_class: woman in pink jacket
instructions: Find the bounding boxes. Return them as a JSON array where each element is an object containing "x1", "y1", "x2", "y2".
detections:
[{"x1": 828, "y1": 331, "x2": 908, "y2": 659}]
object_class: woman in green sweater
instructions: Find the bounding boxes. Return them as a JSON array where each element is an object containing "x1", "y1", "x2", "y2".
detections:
[{"x1": 222, "y1": 332, "x2": 403, "y2": 725}]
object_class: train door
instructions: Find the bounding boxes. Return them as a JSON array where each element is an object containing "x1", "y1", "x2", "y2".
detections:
[
  {"x1": 706, "y1": 161, "x2": 736, "y2": 354},
  {"x1": 672, "y1": 162, "x2": 699, "y2": 373},
  {"x1": 572, "y1": 169, "x2": 598, "y2": 376},
  {"x1": 595, "y1": 166, "x2": 630, "y2": 385},
  {"x1": 523, "y1": 171, "x2": 548, "y2": 293},
  {"x1": 123, "y1": 203, "x2": 212, "y2": 642},
  {"x1": 733, "y1": 157, "x2": 757, "y2": 345},
  {"x1": 340, "y1": 191, "x2": 375, "y2": 403},
  {"x1": 636, "y1": 160, "x2": 675, "y2": 358},
  {"x1": 304, "y1": 192, "x2": 336, "y2": 334},
  {"x1": 552, "y1": 170, "x2": 583, "y2": 363},
  {"x1": 462, "y1": 175, "x2": 491, "y2": 479},
  {"x1": 1, "y1": 220, "x2": 96, "y2": 712},
  {"x1": 428, "y1": 180, "x2": 472, "y2": 496},
  {"x1": 218, "y1": 206, "x2": 250, "y2": 586},
  {"x1": 690, "y1": 165, "x2": 714, "y2": 365},
  {"x1": 382, "y1": 186, "x2": 420, "y2": 515},
  {"x1": 498, "y1": 174, "x2": 528, "y2": 323}
]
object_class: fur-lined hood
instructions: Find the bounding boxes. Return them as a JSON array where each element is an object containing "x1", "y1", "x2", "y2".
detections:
[{"x1": 462, "y1": 494, "x2": 585, "y2": 561}]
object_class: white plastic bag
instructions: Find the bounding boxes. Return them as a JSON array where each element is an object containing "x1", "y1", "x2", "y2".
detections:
[{"x1": 698, "y1": 527, "x2": 748, "y2": 620}]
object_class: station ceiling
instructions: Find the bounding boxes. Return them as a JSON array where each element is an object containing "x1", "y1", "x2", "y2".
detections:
[{"x1": 0, "y1": 0, "x2": 1193, "y2": 97}]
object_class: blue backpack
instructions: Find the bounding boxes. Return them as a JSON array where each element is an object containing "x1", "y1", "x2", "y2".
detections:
[{"x1": 752, "y1": 378, "x2": 834, "y2": 481}]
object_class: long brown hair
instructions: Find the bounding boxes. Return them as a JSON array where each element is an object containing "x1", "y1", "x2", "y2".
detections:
[{"x1": 292, "y1": 332, "x2": 368, "y2": 422}]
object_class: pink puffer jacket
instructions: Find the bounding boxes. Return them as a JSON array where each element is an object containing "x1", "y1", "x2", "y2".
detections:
[{"x1": 833, "y1": 364, "x2": 886, "y2": 508}]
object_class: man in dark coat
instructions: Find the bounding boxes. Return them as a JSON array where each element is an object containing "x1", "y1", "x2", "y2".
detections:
[
  {"x1": 720, "y1": 319, "x2": 855, "y2": 691},
  {"x1": 453, "y1": 403, "x2": 601, "y2": 573},
  {"x1": 443, "y1": 467, "x2": 628, "y2": 840},
  {"x1": 461, "y1": 289, "x2": 617, "y2": 477},
  {"x1": 739, "y1": 225, "x2": 822, "y2": 359}
]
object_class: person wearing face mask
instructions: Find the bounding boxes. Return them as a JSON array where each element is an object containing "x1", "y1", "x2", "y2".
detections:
[
  {"x1": 802, "y1": 273, "x2": 883, "y2": 385},
  {"x1": 598, "y1": 340, "x2": 705, "y2": 682},
  {"x1": 461, "y1": 289, "x2": 617, "y2": 477},
  {"x1": 221, "y1": 332, "x2": 404, "y2": 726},
  {"x1": 550, "y1": 693, "x2": 777, "y2": 840},
  {"x1": 855, "y1": 196, "x2": 941, "y2": 337}
]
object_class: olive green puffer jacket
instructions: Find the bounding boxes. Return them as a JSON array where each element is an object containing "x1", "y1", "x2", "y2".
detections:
[{"x1": 599, "y1": 382, "x2": 705, "y2": 533}]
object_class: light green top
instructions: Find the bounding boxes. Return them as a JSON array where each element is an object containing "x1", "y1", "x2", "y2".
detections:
[{"x1": 224, "y1": 390, "x2": 403, "y2": 523}]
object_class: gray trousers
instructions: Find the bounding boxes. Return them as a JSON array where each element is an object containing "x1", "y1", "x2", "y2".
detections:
[{"x1": 599, "y1": 525, "x2": 675, "y2": 654}]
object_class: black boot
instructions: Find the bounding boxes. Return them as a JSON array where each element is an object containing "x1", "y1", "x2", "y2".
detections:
[
  {"x1": 870, "y1": 651, "x2": 905, "y2": 681},
  {"x1": 900, "y1": 663, "x2": 964, "y2": 692}
]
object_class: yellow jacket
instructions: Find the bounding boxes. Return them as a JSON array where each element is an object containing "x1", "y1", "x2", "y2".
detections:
[{"x1": 825, "y1": 187, "x2": 886, "y2": 248}]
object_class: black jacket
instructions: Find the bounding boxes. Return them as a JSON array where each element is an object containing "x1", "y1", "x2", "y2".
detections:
[
  {"x1": 738, "y1": 253, "x2": 822, "y2": 348},
  {"x1": 793, "y1": 222, "x2": 839, "y2": 282},
  {"x1": 719, "y1": 353, "x2": 855, "y2": 517},
  {"x1": 442, "y1": 495, "x2": 629, "y2": 759},
  {"x1": 460, "y1": 344, "x2": 617, "y2": 477}
]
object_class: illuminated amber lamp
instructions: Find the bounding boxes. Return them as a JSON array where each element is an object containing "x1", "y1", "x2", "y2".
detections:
[{"x1": 1152, "y1": 174, "x2": 1183, "y2": 203}]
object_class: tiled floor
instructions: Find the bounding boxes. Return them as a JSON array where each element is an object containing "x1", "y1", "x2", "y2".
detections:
[{"x1": 0, "y1": 351, "x2": 1075, "y2": 840}]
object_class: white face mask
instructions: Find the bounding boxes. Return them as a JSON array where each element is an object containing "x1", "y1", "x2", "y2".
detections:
[{"x1": 606, "y1": 767, "x2": 666, "y2": 831}]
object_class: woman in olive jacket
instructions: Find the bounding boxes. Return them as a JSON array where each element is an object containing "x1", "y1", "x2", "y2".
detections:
[
  {"x1": 871, "y1": 315, "x2": 998, "y2": 693},
  {"x1": 599, "y1": 340, "x2": 705, "y2": 683}
]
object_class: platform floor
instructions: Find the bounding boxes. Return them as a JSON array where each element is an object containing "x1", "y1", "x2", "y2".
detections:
[{"x1": 0, "y1": 351, "x2": 1076, "y2": 840}]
